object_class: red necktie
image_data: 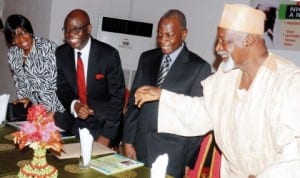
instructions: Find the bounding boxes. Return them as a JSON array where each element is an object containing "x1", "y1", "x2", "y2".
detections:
[{"x1": 77, "y1": 52, "x2": 87, "y2": 104}]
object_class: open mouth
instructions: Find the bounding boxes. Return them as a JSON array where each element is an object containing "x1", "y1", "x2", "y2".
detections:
[
  {"x1": 161, "y1": 46, "x2": 170, "y2": 50},
  {"x1": 67, "y1": 38, "x2": 79, "y2": 44},
  {"x1": 20, "y1": 41, "x2": 30, "y2": 49}
]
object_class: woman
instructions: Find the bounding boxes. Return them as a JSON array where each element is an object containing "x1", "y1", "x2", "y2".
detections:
[{"x1": 4, "y1": 14, "x2": 65, "y2": 118}]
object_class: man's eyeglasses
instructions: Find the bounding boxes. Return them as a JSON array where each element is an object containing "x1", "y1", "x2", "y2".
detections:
[{"x1": 62, "y1": 24, "x2": 90, "y2": 34}]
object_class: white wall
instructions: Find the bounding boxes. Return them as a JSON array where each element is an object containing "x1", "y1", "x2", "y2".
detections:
[
  {"x1": 49, "y1": 0, "x2": 133, "y2": 44},
  {"x1": 0, "y1": 0, "x2": 52, "y2": 100},
  {"x1": 1, "y1": 0, "x2": 300, "y2": 95},
  {"x1": 0, "y1": 0, "x2": 4, "y2": 16},
  {"x1": 130, "y1": 0, "x2": 251, "y2": 68},
  {"x1": 0, "y1": 29, "x2": 15, "y2": 100},
  {"x1": 48, "y1": 0, "x2": 250, "y2": 88},
  {"x1": 2, "y1": 0, "x2": 51, "y2": 38},
  {"x1": 50, "y1": 0, "x2": 252, "y2": 68}
]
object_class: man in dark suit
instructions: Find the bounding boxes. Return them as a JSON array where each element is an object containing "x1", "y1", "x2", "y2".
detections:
[
  {"x1": 123, "y1": 9, "x2": 211, "y2": 178},
  {"x1": 56, "y1": 9, "x2": 125, "y2": 147}
]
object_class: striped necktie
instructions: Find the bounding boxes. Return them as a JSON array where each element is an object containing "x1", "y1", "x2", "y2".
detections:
[
  {"x1": 157, "y1": 55, "x2": 172, "y2": 87},
  {"x1": 76, "y1": 52, "x2": 87, "y2": 104}
]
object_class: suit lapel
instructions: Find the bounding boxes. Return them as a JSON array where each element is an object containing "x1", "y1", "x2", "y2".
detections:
[
  {"x1": 86, "y1": 39, "x2": 96, "y2": 95},
  {"x1": 152, "y1": 51, "x2": 164, "y2": 85},
  {"x1": 65, "y1": 47, "x2": 77, "y2": 93},
  {"x1": 161, "y1": 46, "x2": 189, "y2": 88}
]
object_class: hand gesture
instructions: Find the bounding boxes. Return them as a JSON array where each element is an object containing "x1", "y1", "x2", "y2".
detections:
[
  {"x1": 13, "y1": 97, "x2": 31, "y2": 108},
  {"x1": 134, "y1": 86, "x2": 162, "y2": 108},
  {"x1": 74, "y1": 101, "x2": 94, "y2": 119}
]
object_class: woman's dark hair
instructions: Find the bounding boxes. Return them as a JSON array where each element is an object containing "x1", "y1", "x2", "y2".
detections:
[{"x1": 4, "y1": 14, "x2": 34, "y2": 46}]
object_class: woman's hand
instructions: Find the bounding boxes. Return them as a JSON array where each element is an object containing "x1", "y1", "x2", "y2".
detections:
[{"x1": 13, "y1": 97, "x2": 31, "y2": 108}]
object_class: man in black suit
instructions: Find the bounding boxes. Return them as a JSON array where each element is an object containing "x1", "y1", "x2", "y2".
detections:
[
  {"x1": 123, "y1": 9, "x2": 211, "y2": 178},
  {"x1": 56, "y1": 9, "x2": 125, "y2": 147}
]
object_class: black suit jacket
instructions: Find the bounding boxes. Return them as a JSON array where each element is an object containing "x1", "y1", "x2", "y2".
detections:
[
  {"x1": 56, "y1": 37, "x2": 125, "y2": 141},
  {"x1": 123, "y1": 45, "x2": 211, "y2": 178}
]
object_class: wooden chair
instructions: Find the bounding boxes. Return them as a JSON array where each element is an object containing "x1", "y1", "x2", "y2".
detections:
[{"x1": 187, "y1": 133, "x2": 221, "y2": 178}]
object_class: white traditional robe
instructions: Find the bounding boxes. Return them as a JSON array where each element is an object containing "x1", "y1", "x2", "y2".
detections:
[{"x1": 158, "y1": 53, "x2": 300, "y2": 178}]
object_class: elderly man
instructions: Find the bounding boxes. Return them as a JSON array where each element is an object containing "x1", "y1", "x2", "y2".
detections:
[{"x1": 134, "y1": 4, "x2": 300, "y2": 178}]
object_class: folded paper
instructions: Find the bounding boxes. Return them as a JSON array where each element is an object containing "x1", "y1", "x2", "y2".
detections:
[
  {"x1": 79, "y1": 128, "x2": 94, "y2": 167},
  {"x1": 151, "y1": 153, "x2": 169, "y2": 178},
  {"x1": 0, "y1": 94, "x2": 10, "y2": 125}
]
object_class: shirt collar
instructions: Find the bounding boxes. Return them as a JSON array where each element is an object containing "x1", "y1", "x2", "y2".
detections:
[
  {"x1": 167, "y1": 43, "x2": 184, "y2": 61},
  {"x1": 75, "y1": 37, "x2": 91, "y2": 57}
]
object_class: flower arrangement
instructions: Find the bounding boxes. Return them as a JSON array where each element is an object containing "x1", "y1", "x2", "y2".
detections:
[
  {"x1": 11, "y1": 104, "x2": 62, "y2": 178},
  {"x1": 11, "y1": 104, "x2": 62, "y2": 152}
]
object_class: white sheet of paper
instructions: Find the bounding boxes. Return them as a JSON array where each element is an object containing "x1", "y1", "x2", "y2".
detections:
[
  {"x1": 0, "y1": 94, "x2": 10, "y2": 124},
  {"x1": 55, "y1": 142, "x2": 115, "y2": 159},
  {"x1": 151, "y1": 153, "x2": 169, "y2": 178},
  {"x1": 79, "y1": 128, "x2": 94, "y2": 166}
]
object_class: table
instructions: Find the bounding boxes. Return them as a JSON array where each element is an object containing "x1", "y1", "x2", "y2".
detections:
[{"x1": 0, "y1": 125, "x2": 172, "y2": 178}]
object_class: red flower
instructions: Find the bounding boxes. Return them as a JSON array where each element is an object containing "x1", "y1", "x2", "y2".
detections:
[
  {"x1": 11, "y1": 104, "x2": 62, "y2": 152},
  {"x1": 27, "y1": 105, "x2": 47, "y2": 122}
]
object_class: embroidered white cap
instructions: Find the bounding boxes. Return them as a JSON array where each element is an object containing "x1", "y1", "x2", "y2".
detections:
[{"x1": 219, "y1": 4, "x2": 266, "y2": 35}]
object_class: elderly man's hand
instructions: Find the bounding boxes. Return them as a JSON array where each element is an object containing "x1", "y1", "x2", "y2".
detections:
[{"x1": 134, "y1": 86, "x2": 162, "y2": 108}]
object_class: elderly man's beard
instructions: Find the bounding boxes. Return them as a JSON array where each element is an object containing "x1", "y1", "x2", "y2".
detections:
[{"x1": 217, "y1": 50, "x2": 236, "y2": 73}]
